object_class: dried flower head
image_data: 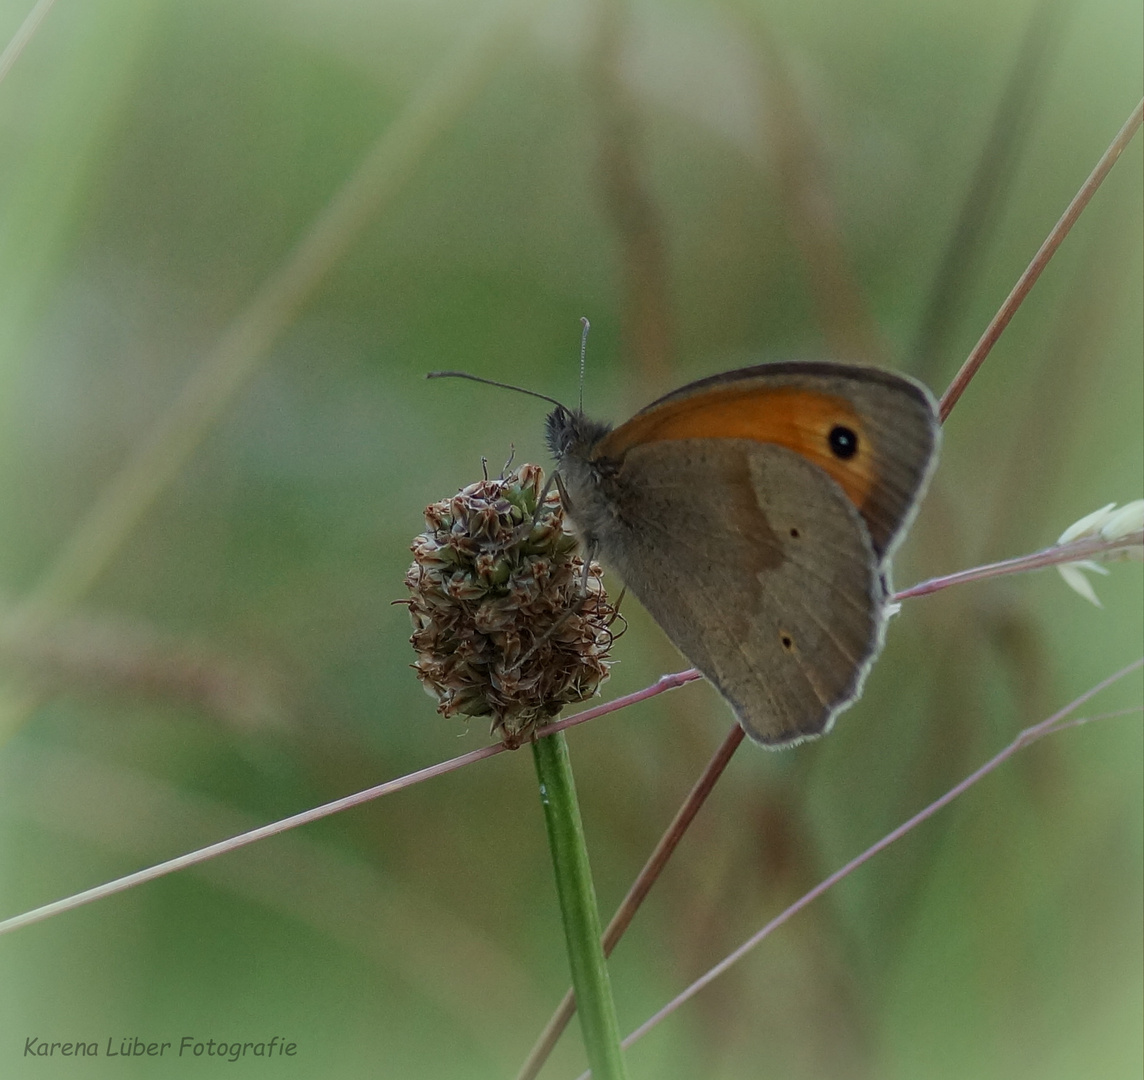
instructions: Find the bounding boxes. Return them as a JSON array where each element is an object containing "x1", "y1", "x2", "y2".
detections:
[
  {"x1": 1056, "y1": 499, "x2": 1144, "y2": 606},
  {"x1": 405, "y1": 463, "x2": 615, "y2": 746}
]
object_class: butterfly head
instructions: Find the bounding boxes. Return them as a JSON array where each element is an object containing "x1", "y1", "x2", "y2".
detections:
[{"x1": 545, "y1": 405, "x2": 612, "y2": 466}]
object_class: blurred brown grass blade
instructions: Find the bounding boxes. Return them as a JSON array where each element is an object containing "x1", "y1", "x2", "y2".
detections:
[
  {"x1": 0, "y1": 607, "x2": 283, "y2": 733},
  {"x1": 588, "y1": 0, "x2": 674, "y2": 390},
  {"x1": 736, "y1": 7, "x2": 885, "y2": 365},
  {"x1": 911, "y1": 0, "x2": 1065, "y2": 382},
  {"x1": 939, "y1": 96, "x2": 1144, "y2": 422},
  {"x1": 515, "y1": 723, "x2": 745, "y2": 1080},
  {"x1": 0, "y1": 0, "x2": 537, "y2": 736}
]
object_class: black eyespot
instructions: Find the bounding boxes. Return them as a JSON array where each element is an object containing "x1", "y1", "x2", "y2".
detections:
[
  {"x1": 780, "y1": 635, "x2": 793, "y2": 650},
  {"x1": 789, "y1": 527, "x2": 800, "y2": 539},
  {"x1": 828, "y1": 425, "x2": 858, "y2": 459}
]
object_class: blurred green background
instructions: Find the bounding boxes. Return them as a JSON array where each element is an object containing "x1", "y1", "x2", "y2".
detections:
[{"x1": 0, "y1": 0, "x2": 1140, "y2": 1077}]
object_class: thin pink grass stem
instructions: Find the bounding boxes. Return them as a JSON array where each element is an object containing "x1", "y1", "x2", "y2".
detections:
[
  {"x1": 939, "y1": 96, "x2": 1144, "y2": 422},
  {"x1": 570, "y1": 657, "x2": 1143, "y2": 1076},
  {"x1": 894, "y1": 532, "x2": 1142, "y2": 600},
  {"x1": 0, "y1": 669, "x2": 700, "y2": 937}
]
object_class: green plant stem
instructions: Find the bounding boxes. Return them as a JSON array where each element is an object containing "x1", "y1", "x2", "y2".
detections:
[{"x1": 531, "y1": 732, "x2": 628, "y2": 1080}]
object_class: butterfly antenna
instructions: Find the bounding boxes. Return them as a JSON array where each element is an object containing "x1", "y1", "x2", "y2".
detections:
[
  {"x1": 578, "y1": 317, "x2": 590, "y2": 415},
  {"x1": 426, "y1": 370, "x2": 567, "y2": 411}
]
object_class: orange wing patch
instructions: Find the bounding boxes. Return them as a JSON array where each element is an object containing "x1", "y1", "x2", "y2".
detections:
[{"x1": 597, "y1": 387, "x2": 876, "y2": 510}]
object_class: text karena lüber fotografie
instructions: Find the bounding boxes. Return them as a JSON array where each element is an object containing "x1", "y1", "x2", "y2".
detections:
[{"x1": 23, "y1": 1036, "x2": 298, "y2": 1061}]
